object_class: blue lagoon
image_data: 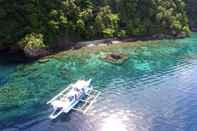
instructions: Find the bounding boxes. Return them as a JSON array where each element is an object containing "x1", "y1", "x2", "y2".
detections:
[{"x1": 1, "y1": 33, "x2": 197, "y2": 131}]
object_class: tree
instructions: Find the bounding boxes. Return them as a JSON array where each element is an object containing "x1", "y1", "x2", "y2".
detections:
[
  {"x1": 94, "y1": 6, "x2": 119, "y2": 38},
  {"x1": 0, "y1": 0, "x2": 191, "y2": 52}
]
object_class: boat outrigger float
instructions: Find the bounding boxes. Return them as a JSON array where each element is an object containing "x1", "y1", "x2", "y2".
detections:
[{"x1": 47, "y1": 79, "x2": 100, "y2": 119}]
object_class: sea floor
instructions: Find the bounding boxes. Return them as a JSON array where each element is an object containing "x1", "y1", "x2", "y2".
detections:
[{"x1": 1, "y1": 33, "x2": 197, "y2": 131}]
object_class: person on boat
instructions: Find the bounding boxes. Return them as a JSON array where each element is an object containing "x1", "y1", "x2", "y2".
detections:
[
  {"x1": 73, "y1": 87, "x2": 80, "y2": 99},
  {"x1": 74, "y1": 87, "x2": 80, "y2": 92}
]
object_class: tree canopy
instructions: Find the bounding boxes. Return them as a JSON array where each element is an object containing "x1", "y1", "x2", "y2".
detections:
[
  {"x1": 187, "y1": 0, "x2": 197, "y2": 29},
  {"x1": 0, "y1": 0, "x2": 191, "y2": 50}
]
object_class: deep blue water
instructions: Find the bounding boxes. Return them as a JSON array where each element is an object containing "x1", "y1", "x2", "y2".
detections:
[{"x1": 1, "y1": 33, "x2": 197, "y2": 131}]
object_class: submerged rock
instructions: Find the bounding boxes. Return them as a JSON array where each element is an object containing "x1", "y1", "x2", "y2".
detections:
[
  {"x1": 38, "y1": 58, "x2": 50, "y2": 64},
  {"x1": 100, "y1": 53, "x2": 129, "y2": 65},
  {"x1": 111, "y1": 40, "x2": 121, "y2": 44},
  {"x1": 0, "y1": 77, "x2": 8, "y2": 86}
]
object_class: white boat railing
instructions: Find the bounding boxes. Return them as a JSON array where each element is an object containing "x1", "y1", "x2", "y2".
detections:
[
  {"x1": 72, "y1": 88, "x2": 101, "y2": 113},
  {"x1": 47, "y1": 80, "x2": 101, "y2": 118},
  {"x1": 83, "y1": 90, "x2": 100, "y2": 113}
]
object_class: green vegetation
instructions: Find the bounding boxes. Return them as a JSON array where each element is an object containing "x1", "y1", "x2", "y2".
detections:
[
  {"x1": 19, "y1": 33, "x2": 45, "y2": 49},
  {"x1": 0, "y1": 0, "x2": 191, "y2": 52}
]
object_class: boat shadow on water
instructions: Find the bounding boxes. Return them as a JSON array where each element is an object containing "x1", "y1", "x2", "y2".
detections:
[
  {"x1": 48, "y1": 110, "x2": 95, "y2": 131},
  {"x1": 1, "y1": 110, "x2": 94, "y2": 131}
]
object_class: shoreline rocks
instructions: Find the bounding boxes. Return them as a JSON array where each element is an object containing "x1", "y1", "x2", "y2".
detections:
[
  {"x1": 23, "y1": 48, "x2": 51, "y2": 58},
  {"x1": 0, "y1": 33, "x2": 189, "y2": 61}
]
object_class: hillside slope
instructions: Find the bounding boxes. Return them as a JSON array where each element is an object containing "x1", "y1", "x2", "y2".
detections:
[{"x1": 0, "y1": 0, "x2": 191, "y2": 57}]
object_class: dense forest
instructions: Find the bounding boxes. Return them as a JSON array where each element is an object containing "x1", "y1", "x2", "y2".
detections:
[
  {"x1": 0, "y1": 0, "x2": 194, "y2": 57},
  {"x1": 187, "y1": 0, "x2": 197, "y2": 30}
]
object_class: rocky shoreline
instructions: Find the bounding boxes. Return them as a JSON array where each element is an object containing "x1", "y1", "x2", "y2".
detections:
[{"x1": 0, "y1": 33, "x2": 189, "y2": 62}]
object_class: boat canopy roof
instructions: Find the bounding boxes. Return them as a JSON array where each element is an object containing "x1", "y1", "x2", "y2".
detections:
[
  {"x1": 52, "y1": 100, "x2": 69, "y2": 108},
  {"x1": 72, "y1": 80, "x2": 90, "y2": 89}
]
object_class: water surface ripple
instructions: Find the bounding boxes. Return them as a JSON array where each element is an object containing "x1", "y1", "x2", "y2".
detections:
[{"x1": 1, "y1": 33, "x2": 197, "y2": 131}]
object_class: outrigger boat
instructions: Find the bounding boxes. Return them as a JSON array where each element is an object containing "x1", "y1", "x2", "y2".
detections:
[{"x1": 47, "y1": 79, "x2": 100, "y2": 119}]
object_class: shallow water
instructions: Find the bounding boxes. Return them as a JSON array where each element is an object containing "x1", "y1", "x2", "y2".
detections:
[{"x1": 1, "y1": 33, "x2": 197, "y2": 131}]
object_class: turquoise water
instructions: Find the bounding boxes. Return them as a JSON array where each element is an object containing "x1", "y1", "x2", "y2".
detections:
[{"x1": 1, "y1": 33, "x2": 197, "y2": 131}]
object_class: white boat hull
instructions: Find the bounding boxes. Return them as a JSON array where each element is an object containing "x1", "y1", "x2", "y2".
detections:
[{"x1": 47, "y1": 79, "x2": 96, "y2": 119}]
